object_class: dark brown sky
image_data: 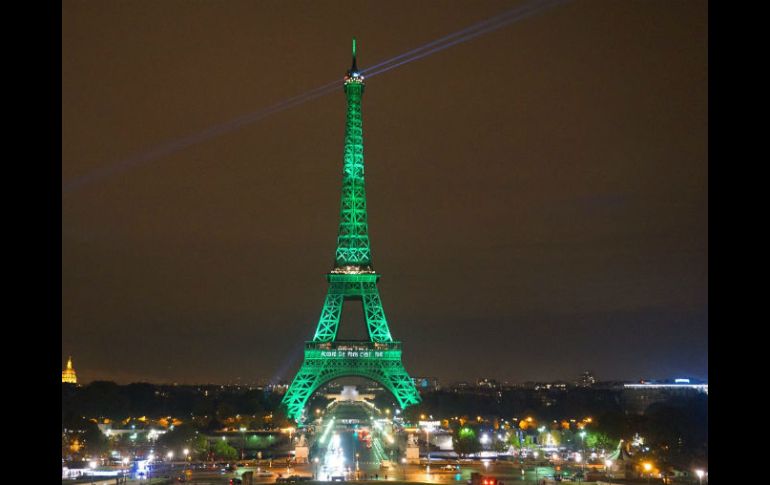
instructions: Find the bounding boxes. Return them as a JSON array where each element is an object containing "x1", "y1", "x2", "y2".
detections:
[{"x1": 62, "y1": 0, "x2": 707, "y2": 385}]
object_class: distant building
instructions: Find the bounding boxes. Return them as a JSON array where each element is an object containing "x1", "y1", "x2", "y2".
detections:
[
  {"x1": 576, "y1": 371, "x2": 596, "y2": 387},
  {"x1": 476, "y1": 378, "x2": 500, "y2": 389},
  {"x1": 534, "y1": 382, "x2": 569, "y2": 391},
  {"x1": 413, "y1": 376, "x2": 440, "y2": 391},
  {"x1": 361, "y1": 382, "x2": 385, "y2": 392},
  {"x1": 592, "y1": 380, "x2": 626, "y2": 390},
  {"x1": 266, "y1": 382, "x2": 289, "y2": 394},
  {"x1": 317, "y1": 381, "x2": 343, "y2": 393},
  {"x1": 450, "y1": 381, "x2": 471, "y2": 392},
  {"x1": 62, "y1": 356, "x2": 77, "y2": 384},
  {"x1": 515, "y1": 381, "x2": 570, "y2": 390},
  {"x1": 623, "y1": 377, "x2": 708, "y2": 392},
  {"x1": 622, "y1": 378, "x2": 708, "y2": 414},
  {"x1": 325, "y1": 385, "x2": 375, "y2": 403}
]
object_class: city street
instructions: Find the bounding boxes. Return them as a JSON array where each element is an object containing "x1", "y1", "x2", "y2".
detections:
[{"x1": 172, "y1": 462, "x2": 614, "y2": 485}]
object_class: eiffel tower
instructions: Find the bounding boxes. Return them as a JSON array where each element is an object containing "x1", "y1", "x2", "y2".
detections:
[{"x1": 281, "y1": 39, "x2": 421, "y2": 423}]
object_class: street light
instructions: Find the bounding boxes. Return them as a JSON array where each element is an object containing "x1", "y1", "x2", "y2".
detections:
[
  {"x1": 121, "y1": 457, "x2": 129, "y2": 484},
  {"x1": 240, "y1": 427, "x2": 247, "y2": 460},
  {"x1": 604, "y1": 459, "x2": 613, "y2": 484},
  {"x1": 643, "y1": 462, "x2": 652, "y2": 484},
  {"x1": 89, "y1": 460, "x2": 97, "y2": 485},
  {"x1": 575, "y1": 453, "x2": 583, "y2": 483},
  {"x1": 695, "y1": 469, "x2": 705, "y2": 484}
]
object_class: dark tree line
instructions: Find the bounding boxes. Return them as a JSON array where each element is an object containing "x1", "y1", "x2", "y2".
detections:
[
  {"x1": 62, "y1": 382, "x2": 286, "y2": 423},
  {"x1": 398, "y1": 388, "x2": 625, "y2": 422}
]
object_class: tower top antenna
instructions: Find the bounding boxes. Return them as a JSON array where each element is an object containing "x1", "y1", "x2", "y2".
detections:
[{"x1": 345, "y1": 38, "x2": 364, "y2": 86}]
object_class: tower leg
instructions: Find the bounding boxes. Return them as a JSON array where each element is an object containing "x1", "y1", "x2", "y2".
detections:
[
  {"x1": 381, "y1": 361, "x2": 422, "y2": 409},
  {"x1": 312, "y1": 287, "x2": 344, "y2": 342},
  {"x1": 282, "y1": 361, "x2": 324, "y2": 424},
  {"x1": 362, "y1": 283, "x2": 393, "y2": 342}
]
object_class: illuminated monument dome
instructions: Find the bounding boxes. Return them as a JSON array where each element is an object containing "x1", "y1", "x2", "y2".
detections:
[
  {"x1": 281, "y1": 39, "x2": 421, "y2": 423},
  {"x1": 62, "y1": 356, "x2": 77, "y2": 384}
]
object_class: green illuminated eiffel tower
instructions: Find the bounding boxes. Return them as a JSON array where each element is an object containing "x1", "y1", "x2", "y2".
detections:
[{"x1": 282, "y1": 39, "x2": 421, "y2": 424}]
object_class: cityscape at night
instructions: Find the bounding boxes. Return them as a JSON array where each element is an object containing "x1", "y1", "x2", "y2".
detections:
[{"x1": 62, "y1": 0, "x2": 707, "y2": 483}]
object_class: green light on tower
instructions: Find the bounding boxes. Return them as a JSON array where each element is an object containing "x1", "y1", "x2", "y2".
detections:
[{"x1": 281, "y1": 40, "x2": 421, "y2": 424}]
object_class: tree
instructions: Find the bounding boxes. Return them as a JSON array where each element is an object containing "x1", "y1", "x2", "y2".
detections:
[
  {"x1": 215, "y1": 402, "x2": 237, "y2": 422},
  {"x1": 82, "y1": 422, "x2": 110, "y2": 456},
  {"x1": 122, "y1": 382, "x2": 160, "y2": 417},
  {"x1": 523, "y1": 434, "x2": 537, "y2": 450},
  {"x1": 245, "y1": 416, "x2": 263, "y2": 430},
  {"x1": 560, "y1": 428, "x2": 577, "y2": 448},
  {"x1": 595, "y1": 410, "x2": 645, "y2": 443},
  {"x1": 585, "y1": 431, "x2": 616, "y2": 452},
  {"x1": 213, "y1": 439, "x2": 238, "y2": 460},
  {"x1": 642, "y1": 397, "x2": 707, "y2": 467},
  {"x1": 539, "y1": 431, "x2": 560, "y2": 447},
  {"x1": 74, "y1": 381, "x2": 130, "y2": 419},
  {"x1": 508, "y1": 432, "x2": 524, "y2": 454},
  {"x1": 157, "y1": 423, "x2": 197, "y2": 450},
  {"x1": 493, "y1": 437, "x2": 510, "y2": 453},
  {"x1": 113, "y1": 433, "x2": 134, "y2": 456},
  {"x1": 401, "y1": 405, "x2": 426, "y2": 425},
  {"x1": 454, "y1": 427, "x2": 481, "y2": 457},
  {"x1": 271, "y1": 406, "x2": 292, "y2": 428},
  {"x1": 192, "y1": 435, "x2": 210, "y2": 461},
  {"x1": 204, "y1": 417, "x2": 225, "y2": 433}
]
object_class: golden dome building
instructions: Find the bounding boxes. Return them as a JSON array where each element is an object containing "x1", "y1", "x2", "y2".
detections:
[{"x1": 62, "y1": 356, "x2": 77, "y2": 384}]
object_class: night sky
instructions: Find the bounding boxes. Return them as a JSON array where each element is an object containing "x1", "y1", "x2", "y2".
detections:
[{"x1": 62, "y1": 0, "x2": 707, "y2": 385}]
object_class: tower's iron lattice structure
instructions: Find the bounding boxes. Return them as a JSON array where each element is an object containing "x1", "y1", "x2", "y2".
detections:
[{"x1": 282, "y1": 40, "x2": 421, "y2": 423}]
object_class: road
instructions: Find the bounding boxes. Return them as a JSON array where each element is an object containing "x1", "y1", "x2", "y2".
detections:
[
  {"x1": 171, "y1": 462, "x2": 609, "y2": 484},
  {"x1": 159, "y1": 402, "x2": 599, "y2": 484},
  {"x1": 304, "y1": 402, "x2": 581, "y2": 484}
]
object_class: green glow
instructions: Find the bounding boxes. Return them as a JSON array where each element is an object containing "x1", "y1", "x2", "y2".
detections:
[
  {"x1": 335, "y1": 78, "x2": 369, "y2": 266},
  {"x1": 281, "y1": 43, "x2": 420, "y2": 424},
  {"x1": 312, "y1": 274, "x2": 392, "y2": 342}
]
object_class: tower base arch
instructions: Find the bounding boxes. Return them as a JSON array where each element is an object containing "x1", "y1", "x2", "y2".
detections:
[{"x1": 282, "y1": 341, "x2": 421, "y2": 424}]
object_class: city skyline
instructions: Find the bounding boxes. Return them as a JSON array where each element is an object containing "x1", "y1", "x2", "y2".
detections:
[
  {"x1": 63, "y1": 0, "x2": 707, "y2": 386},
  {"x1": 61, "y1": 356, "x2": 706, "y2": 388}
]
